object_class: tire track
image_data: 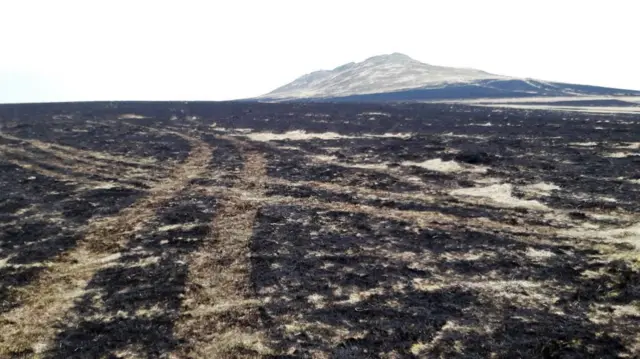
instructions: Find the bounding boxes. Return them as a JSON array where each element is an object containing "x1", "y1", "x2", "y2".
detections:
[
  {"x1": 0, "y1": 145, "x2": 150, "y2": 190},
  {"x1": 0, "y1": 131, "x2": 163, "y2": 189},
  {"x1": 0, "y1": 132, "x2": 212, "y2": 357},
  {"x1": 197, "y1": 180, "x2": 559, "y2": 242},
  {"x1": 173, "y1": 140, "x2": 272, "y2": 358},
  {"x1": 0, "y1": 132, "x2": 164, "y2": 169}
]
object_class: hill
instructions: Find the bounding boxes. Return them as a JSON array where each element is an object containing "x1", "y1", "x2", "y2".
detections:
[{"x1": 258, "y1": 53, "x2": 640, "y2": 102}]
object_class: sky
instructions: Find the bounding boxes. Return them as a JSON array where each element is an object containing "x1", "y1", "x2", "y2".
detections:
[{"x1": 1, "y1": 0, "x2": 638, "y2": 103}]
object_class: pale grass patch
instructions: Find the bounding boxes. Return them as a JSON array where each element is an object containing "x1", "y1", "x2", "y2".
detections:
[
  {"x1": 589, "y1": 212, "x2": 631, "y2": 222},
  {"x1": 572, "y1": 192, "x2": 619, "y2": 204},
  {"x1": 307, "y1": 293, "x2": 326, "y2": 307},
  {"x1": 211, "y1": 127, "x2": 254, "y2": 134},
  {"x1": 475, "y1": 177, "x2": 503, "y2": 185},
  {"x1": 323, "y1": 146, "x2": 342, "y2": 152},
  {"x1": 134, "y1": 304, "x2": 168, "y2": 318},
  {"x1": 245, "y1": 130, "x2": 351, "y2": 141},
  {"x1": 335, "y1": 288, "x2": 384, "y2": 305},
  {"x1": 451, "y1": 183, "x2": 549, "y2": 211},
  {"x1": 561, "y1": 222, "x2": 640, "y2": 249},
  {"x1": 14, "y1": 205, "x2": 37, "y2": 216},
  {"x1": 244, "y1": 130, "x2": 412, "y2": 142},
  {"x1": 410, "y1": 341, "x2": 431, "y2": 355},
  {"x1": 304, "y1": 112, "x2": 331, "y2": 117},
  {"x1": 157, "y1": 222, "x2": 202, "y2": 232},
  {"x1": 277, "y1": 145, "x2": 303, "y2": 151},
  {"x1": 368, "y1": 132, "x2": 412, "y2": 138},
  {"x1": 589, "y1": 303, "x2": 640, "y2": 324},
  {"x1": 413, "y1": 278, "x2": 446, "y2": 292},
  {"x1": 309, "y1": 153, "x2": 390, "y2": 170},
  {"x1": 604, "y1": 152, "x2": 635, "y2": 158},
  {"x1": 403, "y1": 158, "x2": 462, "y2": 172},
  {"x1": 612, "y1": 142, "x2": 640, "y2": 150},
  {"x1": 95, "y1": 252, "x2": 123, "y2": 264},
  {"x1": 439, "y1": 251, "x2": 496, "y2": 262},
  {"x1": 332, "y1": 285, "x2": 344, "y2": 297},
  {"x1": 320, "y1": 262, "x2": 336, "y2": 270},
  {"x1": 580, "y1": 222, "x2": 602, "y2": 230},
  {"x1": 32, "y1": 342, "x2": 49, "y2": 354},
  {"x1": 522, "y1": 182, "x2": 561, "y2": 196},
  {"x1": 570, "y1": 142, "x2": 598, "y2": 147},
  {"x1": 312, "y1": 154, "x2": 338, "y2": 162},
  {"x1": 126, "y1": 255, "x2": 161, "y2": 267},
  {"x1": 525, "y1": 247, "x2": 556, "y2": 259},
  {"x1": 234, "y1": 128, "x2": 254, "y2": 134},
  {"x1": 346, "y1": 162, "x2": 389, "y2": 170},
  {"x1": 444, "y1": 147, "x2": 461, "y2": 154},
  {"x1": 118, "y1": 114, "x2": 148, "y2": 119},
  {"x1": 91, "y1": 182, "x2": 120, "y2": 190},
  {"x1": 442, "y1": 132, "x2": 489, "y2": 139},
  {"x1": 403, "y1": 158, "x2": 488, "y2": 174},
  {"x1": 112, "y1": 346, "x2": 146, "y2": 359},
  {"x1": 389, "y1": 250, "x2": 421, "y2": 262},
  {"x1": 405, "y1": 175, "x2": 425, "y2": 184},
  {"x1": 358, "y1": 112, "x2": 391, "y2": 117}
]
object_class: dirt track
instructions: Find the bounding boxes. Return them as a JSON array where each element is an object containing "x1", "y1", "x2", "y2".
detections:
[{"x1": 0, "y1": 102, "x2": 638, "y2": 358}]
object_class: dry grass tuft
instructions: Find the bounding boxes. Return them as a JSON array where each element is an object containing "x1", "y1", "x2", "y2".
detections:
[
  {"x1": 403, "y1": 158, "x2": 488, "y2": 174},
  {"x1": 451, "y1": 183, "x2": 550, "y2": 211}
]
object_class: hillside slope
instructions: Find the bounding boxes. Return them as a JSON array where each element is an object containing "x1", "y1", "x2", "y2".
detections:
[{"x1": 259, "y1": 53, "x2": 640, "y2": 102}]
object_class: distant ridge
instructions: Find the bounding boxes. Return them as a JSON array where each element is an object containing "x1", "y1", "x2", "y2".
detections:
[{"x1": 257, "y1": 53, "x2": 640, "y2": 102}]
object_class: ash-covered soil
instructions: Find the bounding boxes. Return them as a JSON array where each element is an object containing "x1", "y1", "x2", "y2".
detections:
[{"x1": 0, "y1": 101, "x2": 639, "y2": 358}]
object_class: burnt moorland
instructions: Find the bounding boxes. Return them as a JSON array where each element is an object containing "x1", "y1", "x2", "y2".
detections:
[{"x1": 0, "y1": 101, "x2": 639, "y2": 358}]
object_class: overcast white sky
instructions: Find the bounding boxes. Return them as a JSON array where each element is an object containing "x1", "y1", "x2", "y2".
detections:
[{"x1": 1, "y1": 0, "x2": 638, "y2": 103}]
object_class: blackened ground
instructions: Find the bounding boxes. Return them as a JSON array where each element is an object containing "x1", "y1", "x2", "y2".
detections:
[
  {"x1": 49, "y1": 190, "x2": 217, "y2": 359},
  {"x1": 249, "y1": 206, "x2": 631, "y2": 358},
  {"x1": 0, "y1": 101, "x2": 638, "y2": 358}
]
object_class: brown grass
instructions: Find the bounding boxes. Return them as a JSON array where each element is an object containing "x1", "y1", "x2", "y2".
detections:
[{"x1": 173, "y1": 147, "x2": 272, "y2": 358}]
